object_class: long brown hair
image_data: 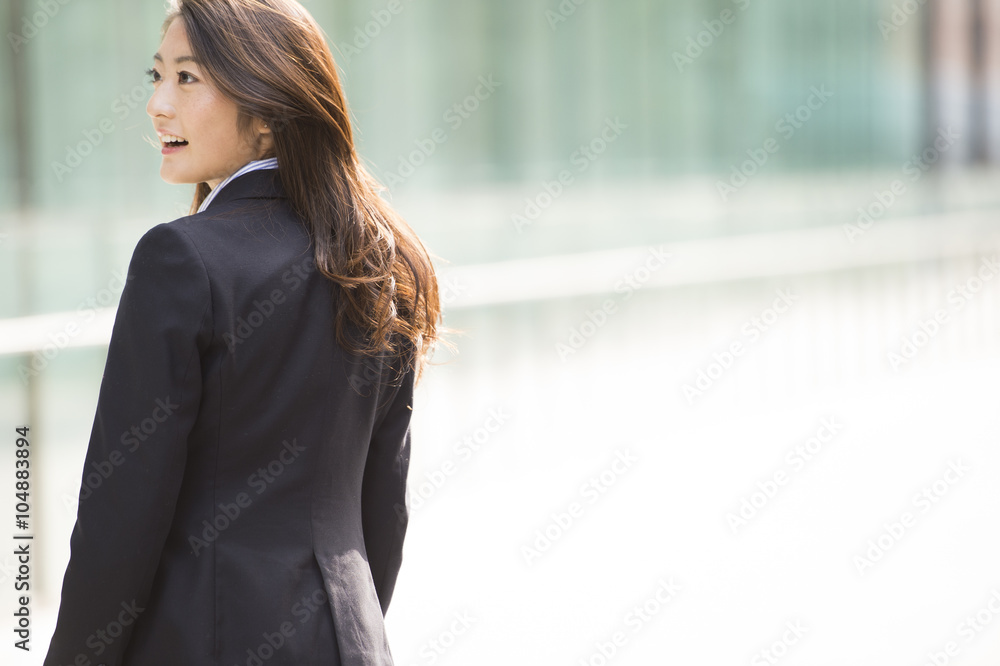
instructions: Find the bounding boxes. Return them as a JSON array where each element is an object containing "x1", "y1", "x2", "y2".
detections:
[{"x1": 162, "y1": 0, "x2": 440, "y2": 378}]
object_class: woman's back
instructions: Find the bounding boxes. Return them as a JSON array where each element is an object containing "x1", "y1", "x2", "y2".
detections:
[
  {"x1": 45, "y1": 165, "x2": 412, "y2": 666},
  {"x1": 44, "y1": 2, "x2": 440, "y2": 662}
]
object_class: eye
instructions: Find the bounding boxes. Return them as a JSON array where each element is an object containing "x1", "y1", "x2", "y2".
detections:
[
  {"x1": 145, "y1": 67, "x2": 161, "y2": 84},
  {"x1": 178, "y1": 71, "x2": 198, "y2": 85}
]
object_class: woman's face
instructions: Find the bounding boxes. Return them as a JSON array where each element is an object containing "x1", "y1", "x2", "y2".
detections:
[{"x1": 146, "y1": 18, "x2": 272, "y2": 190}]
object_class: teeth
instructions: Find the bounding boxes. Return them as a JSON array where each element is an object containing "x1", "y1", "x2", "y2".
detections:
[{"x1": 160, "y1": 134, "x2": 187, "y2": 145}]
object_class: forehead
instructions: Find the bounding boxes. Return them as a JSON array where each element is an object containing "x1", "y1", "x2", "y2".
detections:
[{"x1": 155, "y1": 18, "x2": 196, "y2": 64}]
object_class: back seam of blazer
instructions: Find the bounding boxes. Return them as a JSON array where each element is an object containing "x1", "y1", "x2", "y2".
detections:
[{"x1": 175, "y1": 223, "x2": 223, "y2": 662}]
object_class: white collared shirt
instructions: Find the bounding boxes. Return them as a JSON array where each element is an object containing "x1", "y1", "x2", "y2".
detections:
[{"x1": 197, "y1": 157, "x2": 279, "y2": 214}]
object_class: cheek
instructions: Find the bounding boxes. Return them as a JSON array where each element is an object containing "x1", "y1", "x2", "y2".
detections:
[{"x1": 198, "y1": 101, "x2": 247, "y2": 149}]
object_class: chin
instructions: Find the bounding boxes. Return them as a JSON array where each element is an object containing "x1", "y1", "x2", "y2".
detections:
[{"x1": 159, "y1": 165, "x2": 198, "y2": 185}]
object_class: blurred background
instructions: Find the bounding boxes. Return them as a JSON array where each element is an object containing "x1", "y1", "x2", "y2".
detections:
[{"x1": 2, "y1": 0, "x2": 1000, "y2": 664}]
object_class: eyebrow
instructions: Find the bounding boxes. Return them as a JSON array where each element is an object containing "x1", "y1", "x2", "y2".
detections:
[{"x1": 152, "y1": 53, "x2": 200, "y2": 65}]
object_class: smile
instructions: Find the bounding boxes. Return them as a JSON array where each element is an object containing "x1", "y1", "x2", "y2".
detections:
[{"x1": 157, "y1": 131, "x2": 189, "y2": 155}]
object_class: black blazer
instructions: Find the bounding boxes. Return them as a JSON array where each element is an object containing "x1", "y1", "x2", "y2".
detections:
[{"x1": 44, "y1": 169, "x2": 412, "y2": 666}]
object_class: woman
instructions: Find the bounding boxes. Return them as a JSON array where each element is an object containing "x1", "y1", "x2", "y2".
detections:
[{"x1": 43, "y1": 1, "x2": 440, "y2": 664}]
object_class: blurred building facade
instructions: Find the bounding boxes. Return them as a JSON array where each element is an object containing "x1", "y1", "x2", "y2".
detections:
[{"x1": 2, "y1": 3, "x2": 1000, "y2": 664}]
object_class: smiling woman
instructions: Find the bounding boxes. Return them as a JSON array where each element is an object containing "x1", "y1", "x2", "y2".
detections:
[
  {"x1": 42, "y1": 1, "x2": 442, "y2": 665},
  {"x1": 145, "y1": 19, "x2": 273, "y2": 189}
]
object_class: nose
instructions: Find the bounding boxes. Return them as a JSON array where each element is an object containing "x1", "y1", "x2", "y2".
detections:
[{"x1": 146, "y1": 81, "x2": 174, "y2": 120}]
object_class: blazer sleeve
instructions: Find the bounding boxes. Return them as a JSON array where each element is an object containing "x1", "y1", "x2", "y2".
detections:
[
  {"x1": 44, "y1": 223, "x2": 212, "y2": 666},
  {"x1": 361, "y1": 363, "x2": 415, "y2": 615}
]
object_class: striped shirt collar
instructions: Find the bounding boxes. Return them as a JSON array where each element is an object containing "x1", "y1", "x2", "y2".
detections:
[{"x1": 197, "y1": 157, "x2": 279, "y2": 214}]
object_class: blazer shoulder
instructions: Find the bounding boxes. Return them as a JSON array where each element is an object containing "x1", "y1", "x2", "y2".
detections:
[
  {"x1": 132, "y1": 219, "x2": 213, "y2": 273},
  {"x1": 134, "y1": 217, "x2": 198, "y2": 254},
  {"x1": 155, "y1": 198, "x2": 307, "y2": 249}
]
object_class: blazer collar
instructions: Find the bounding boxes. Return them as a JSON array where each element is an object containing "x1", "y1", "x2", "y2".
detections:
[{"x1": 201, "y1": 168, "x2": 287, "y2": 212}]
